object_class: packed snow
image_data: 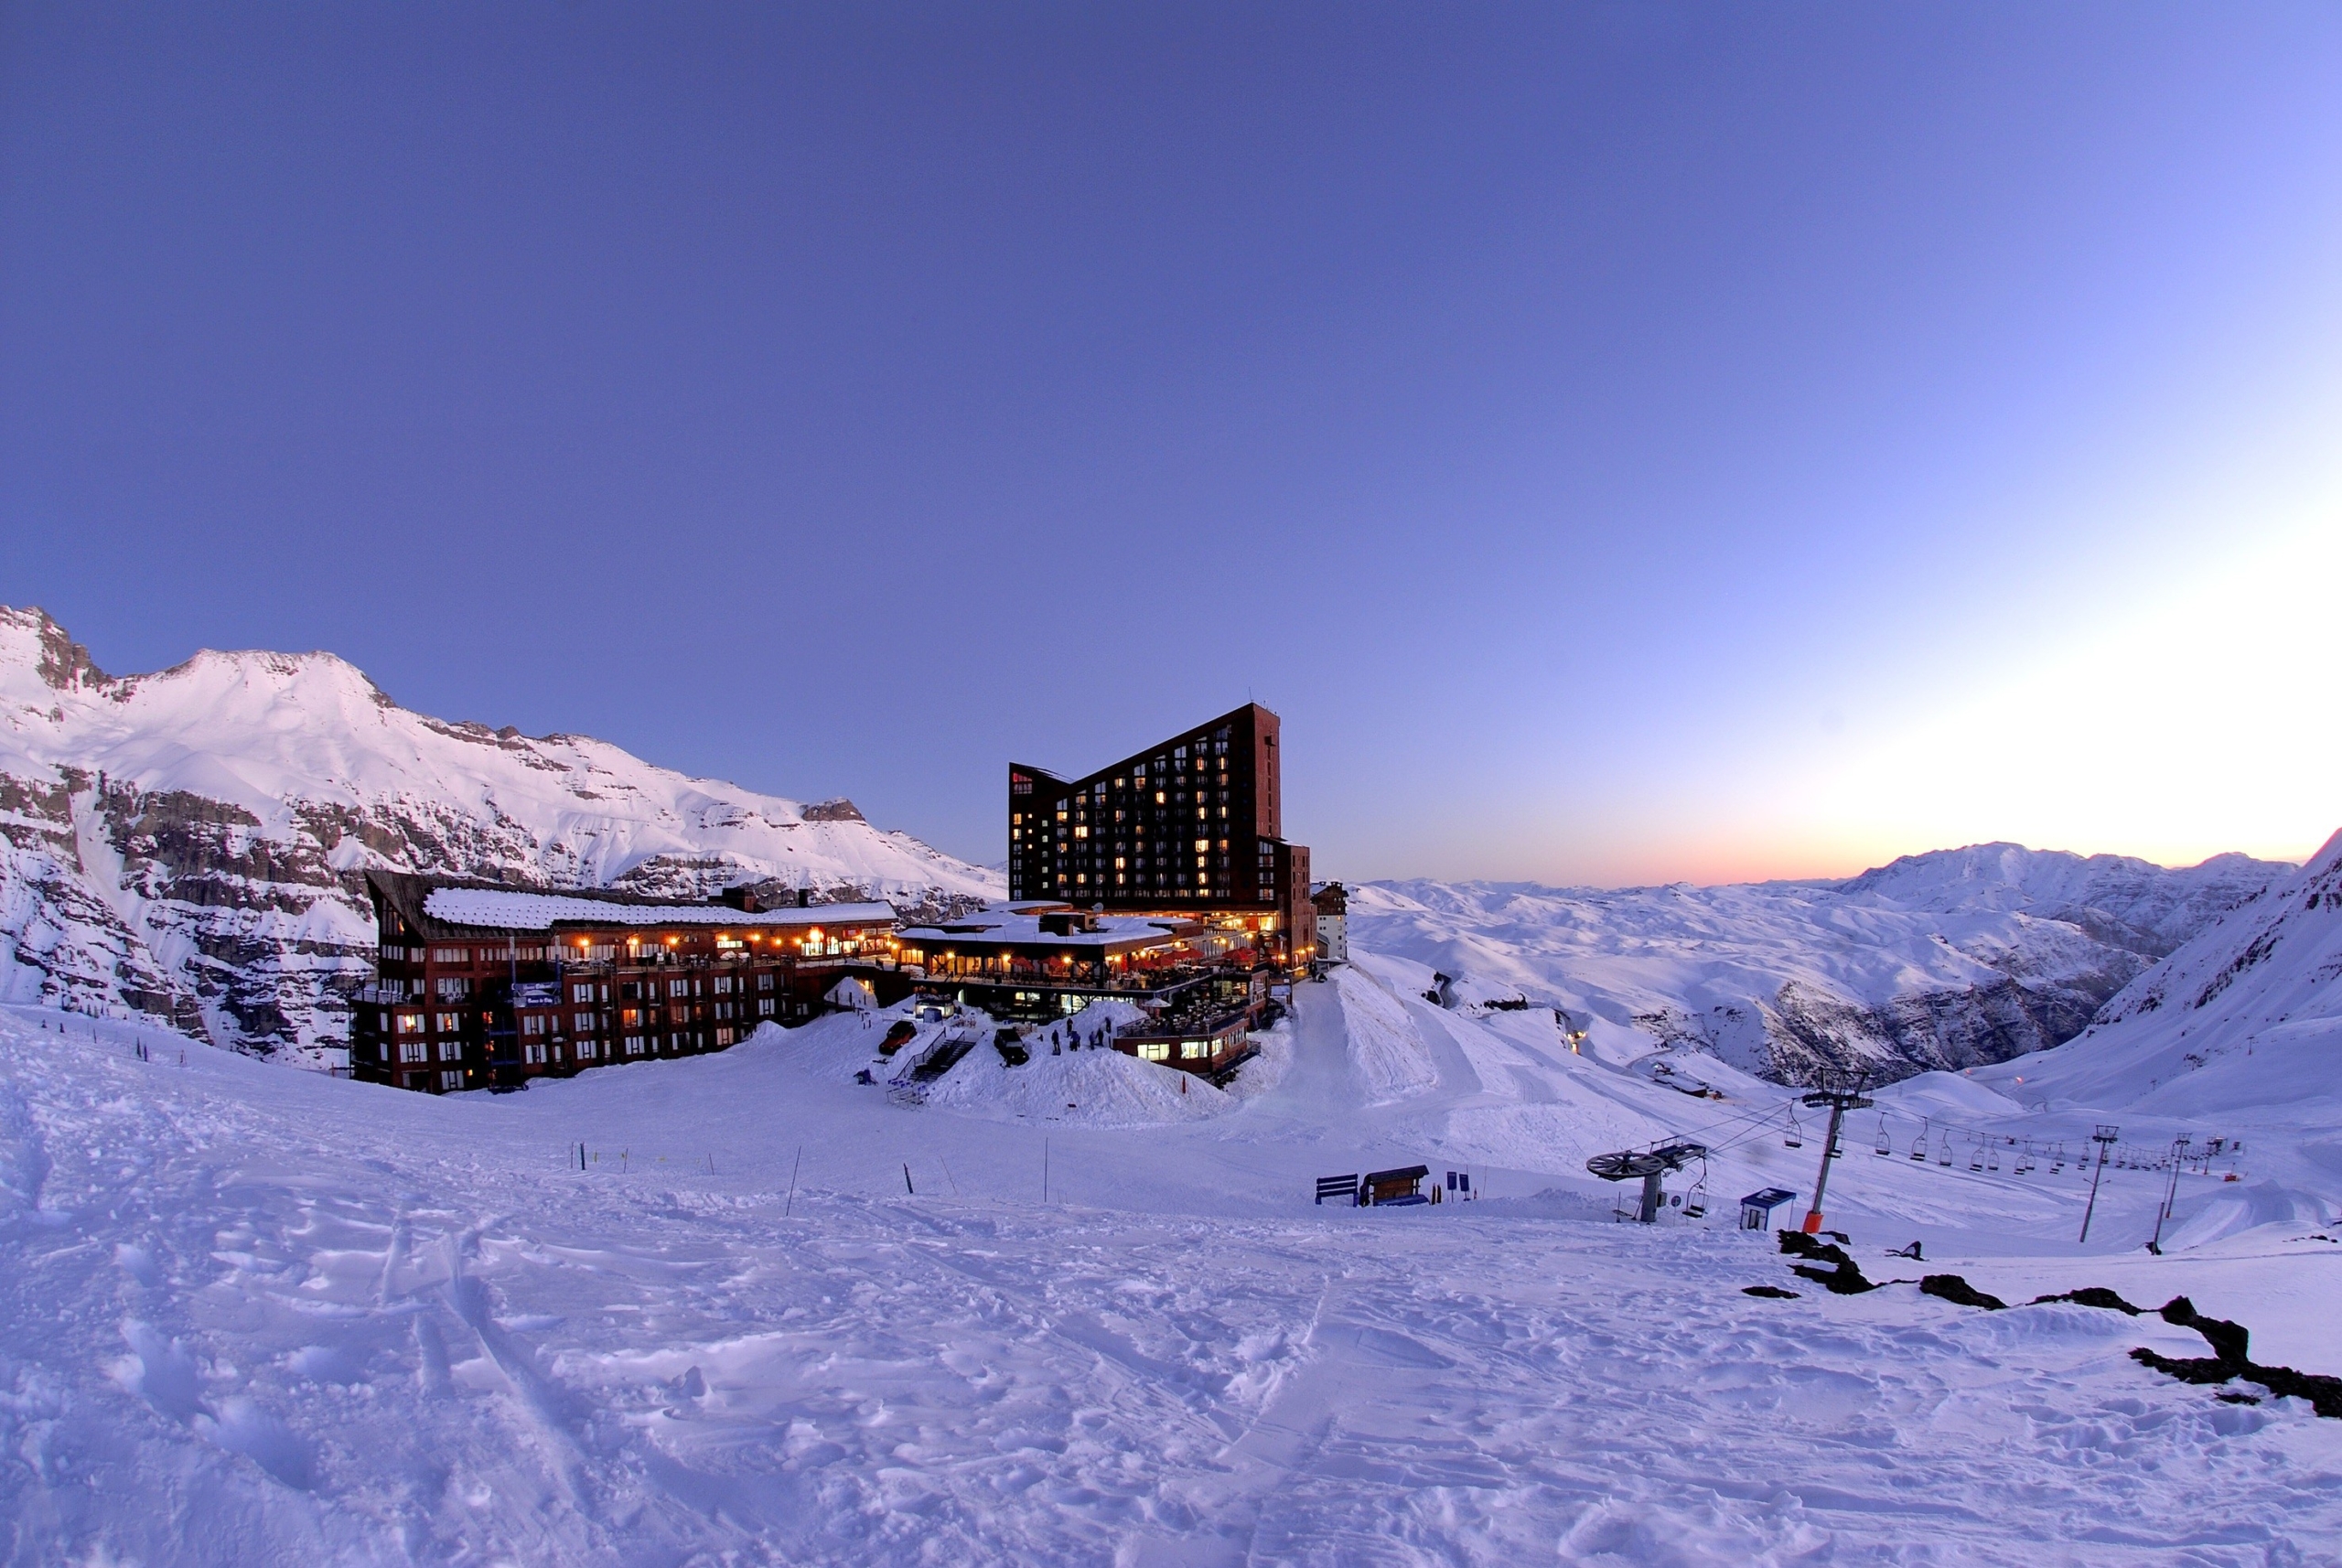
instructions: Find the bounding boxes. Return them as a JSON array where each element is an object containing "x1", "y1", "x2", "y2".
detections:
[{"x1": 5, "y1": 894, "x2": 2339, "y2": 1563}]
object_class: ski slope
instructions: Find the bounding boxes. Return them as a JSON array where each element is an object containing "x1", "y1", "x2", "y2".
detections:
[{"x1": 4, "y1": 938, "x2": 2338, "y2": 1566}]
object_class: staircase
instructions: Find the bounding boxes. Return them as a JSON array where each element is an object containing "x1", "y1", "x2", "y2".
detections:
[{"x1": 886, "y1": 1024, "x2": 983, "y2": 1107}]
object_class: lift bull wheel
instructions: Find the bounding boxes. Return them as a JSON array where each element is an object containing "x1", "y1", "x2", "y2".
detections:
[{"x1": 1585, "y1": 1141, "x2": 1710, "y2": 1223}]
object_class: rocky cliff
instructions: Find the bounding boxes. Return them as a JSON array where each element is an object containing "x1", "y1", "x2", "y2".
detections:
[
  {"x1": 0, "y1": 607, "x2": 1002, "y2": 1065},
  {"x1": 1348, "y1": 842, "x2": 2294, "y2": 1084}
]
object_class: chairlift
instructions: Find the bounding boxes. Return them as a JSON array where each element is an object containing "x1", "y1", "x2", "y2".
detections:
[
  {"x1": 2014, "y1": 1142, "x2": 2035, "y2": 1176},
  {"x1": 1909, "y1": 1119, "x2": 1930, "y2": 1161},
  {"x1": 2050, "y1": 1141, "x2": 2066, "y2": 1175},
  {"x1": 1783, "y1": 1106, "x2": 1804, "y2": 1150},
  {"x1": 1969, "y1": 1138, "x2": 1985, "y2": 1172},
  {"x1": 1936, "y1": 1133, "x2": 1952, "y2": 1166},
  {"x1": 1986, "y1": 1143, "x2": 2001, "y2": 1173},
  {"x1": 1874, "y1": 1114, "x2": 1892, "y2": 1156},
  {"x1": 1683, "y1": 1171, "x2": 1710, "y2": 1219}
]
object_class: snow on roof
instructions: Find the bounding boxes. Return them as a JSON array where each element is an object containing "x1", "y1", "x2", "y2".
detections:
[
  {"x1": 896, "y1": 909, "x2": 1187, "y2": 950},
  {"x1": 422, "y1": 886, "x2": 896, "y2": 931}
]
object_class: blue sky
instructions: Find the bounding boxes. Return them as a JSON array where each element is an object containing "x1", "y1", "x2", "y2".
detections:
[{"x1": 5, "y1": 4, "x2": 2337, "y2": 883}]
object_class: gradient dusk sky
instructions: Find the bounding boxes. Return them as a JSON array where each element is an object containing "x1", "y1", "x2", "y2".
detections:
[{"x1": 4, "y1": 4, "x2": 2337, "y2": 884}]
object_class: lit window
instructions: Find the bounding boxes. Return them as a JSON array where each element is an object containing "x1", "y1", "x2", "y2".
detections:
[
  {"x1": 1181, "y1": 1040, "x2": 1209, "y2": 1059},
  {"x1": 435, "y1": 1012, "x2": 462, "y2": 1033},
  {"x1": 1138, "y1": 1041, "x2": 1172, "y2": 1061},
  {"x1": 398, "y1": 1040, "x2": 428, "y2": 1063}
]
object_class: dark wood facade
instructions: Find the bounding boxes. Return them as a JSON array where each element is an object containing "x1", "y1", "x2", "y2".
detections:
[{"x1": 350, "y1": 873, "x2": 899, "y2": 1093}]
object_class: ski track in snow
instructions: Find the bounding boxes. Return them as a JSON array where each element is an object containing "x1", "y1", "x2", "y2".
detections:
[{"x1": 3, "y1": 979, "x2": 2340, "y2": 1566}]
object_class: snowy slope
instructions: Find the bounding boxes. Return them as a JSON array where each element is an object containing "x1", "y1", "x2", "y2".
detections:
[
  {"x1": 1348, "y1": 843, "x2": 2287, "y2": 1084},
  {"x1": 0, "y1": 607, "x2": 1000, "y2": 1061},
  {"x1": 1982, "y1": 829, "x2": 2342, "y2": 1119},
  {"x1": 5, "y1": 969, "x2": 2340, "y2": 1566}
]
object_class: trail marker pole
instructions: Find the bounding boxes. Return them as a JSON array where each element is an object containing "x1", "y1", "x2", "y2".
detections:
[
  {"x1": 784, "y1": 1144, "x2": 802, "y2": 1218},
  {"x1": 1798, "y1": 1073, "x2": 1874, "y2": 1235},
  {"x1": 902, "y1": 1163, "x2": 915, "y2": 1196},
  {"x1": 2079, "y1": 1124, "x2": 2120, "y2": 1243}
]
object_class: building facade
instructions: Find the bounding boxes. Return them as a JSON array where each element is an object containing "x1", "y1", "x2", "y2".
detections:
[
  {"x1": 350, "y1": 873, "x2": 898, "y2": 1093},
  {"x1": 1311, "y1": 882, "x2": 1348, "y2": 965},
  {"x1": 895, "y1": 904, "x2": 1272, "y2": 1075},
  {"x1": 1007, "y1": 703, "x2": 1315, "y2": 965}
]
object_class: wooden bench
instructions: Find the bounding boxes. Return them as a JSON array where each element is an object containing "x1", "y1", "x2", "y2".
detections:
[
  {"x1": 1316, "y1": 1174, "x2": 1359, "y2": 1206},
  {"x1": 1362, "y1": 1165, "x2": 1430, "y2": 1206}
]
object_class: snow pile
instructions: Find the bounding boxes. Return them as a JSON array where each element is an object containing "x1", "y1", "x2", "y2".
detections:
[
  {"x1": 1328, "y1": 957, "x2": 1440, "y2": 1104},
  {"x1": 919, "y1": 1036, "x2": 1237, "y2": 1126}
]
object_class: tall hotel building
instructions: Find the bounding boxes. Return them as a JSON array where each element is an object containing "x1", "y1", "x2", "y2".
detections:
[{"x1": 1008, "y1": 703, "x2": 1316, "y2": 965}]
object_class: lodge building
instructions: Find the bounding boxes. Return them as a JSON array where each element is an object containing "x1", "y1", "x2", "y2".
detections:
[
  {"x1": 353, "y1": 704, "x2": 1325, "y2": 1092},
  {"x1": 1007, "y1": 702, "x2": 1316, "y2": 966},
  {"x1": 893, "y1": 904, "x2": 1273, "y2": 1075},
  {"x1": 350, "y1": 872, "x2": 898, "y2": 1093}
]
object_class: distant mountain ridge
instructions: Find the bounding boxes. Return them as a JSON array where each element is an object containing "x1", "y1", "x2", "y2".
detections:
[
  {"x1": 1987, "y1": 828, "x2": 2342, "y2": 1116},
  {"x1": 1348, "y1": 842, "x2": 2294, "y2": 1083},
  {"x1": 0, "y1": 607, "x2": 1002, "y2": 1064}
]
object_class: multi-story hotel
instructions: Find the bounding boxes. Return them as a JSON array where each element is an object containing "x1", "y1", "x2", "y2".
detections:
[
  {"x1": 353, "y1": 705, "x2": 1321, "y2": 1091},
  {"x1": 1006, "y1": 703, "x2": 1316, "y2": 965},
  {"x1": 349, "y1": 872, "x2": 898, "y2": 1092}
]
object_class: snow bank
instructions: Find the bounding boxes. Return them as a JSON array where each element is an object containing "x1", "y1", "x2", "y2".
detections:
[{"x1": 1332, "y1": 957, "x2": 1440, "y2": 1105}]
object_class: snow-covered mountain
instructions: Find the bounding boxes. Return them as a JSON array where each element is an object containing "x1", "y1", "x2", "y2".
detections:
[
  {"x1": 0, "y1": 607, "x2": 1002, "y2": 1063},
  {"x1": 1348, "y1": 842, "x2": 2293, "y2": 1084},
  {"x1": 1991, "y1": 828, "x2": 2342, "y2": 1116}
]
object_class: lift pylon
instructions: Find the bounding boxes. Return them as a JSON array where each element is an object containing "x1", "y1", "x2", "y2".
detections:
[{"x1": 1796, "y1": 1072, "x2": 1874, "y2": 1235}]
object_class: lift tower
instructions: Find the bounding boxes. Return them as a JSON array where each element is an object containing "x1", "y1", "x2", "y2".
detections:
[{"x1": 1798, "y1": 1071, "x2": 1874, "y2": 1235}]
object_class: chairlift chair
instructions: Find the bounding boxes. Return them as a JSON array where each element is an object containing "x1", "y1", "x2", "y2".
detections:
[
  {"x1": 1909, "y1": 1119, "x2": 1930, "y2": 1161},
  {"x1": 1875, "y1": 1114, "x2": 1892, "y2": 1156},
  {"x1": 1969, "y1": 1138, "x2": 1985, "y2": 1172},
  {"x1": 1784, "y1": 1106, "x2": 1805, "y2": 1150},
  {"x1": 1986, "y1": 1144, "x2": 2001, "y2": 1172},
  {"x1": 1937, "y1": 1133, "x2": 1953, "y2": 1166}
]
